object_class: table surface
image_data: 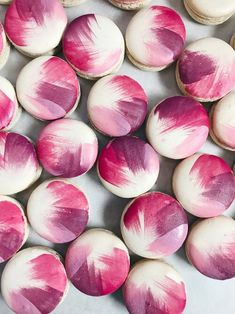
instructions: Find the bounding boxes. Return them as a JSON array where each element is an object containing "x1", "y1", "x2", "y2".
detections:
[{"x1": 0, "y1": 0, "x2": 235, "y2": 313}]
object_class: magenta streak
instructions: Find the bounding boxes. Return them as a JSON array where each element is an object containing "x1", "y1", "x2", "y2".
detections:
[{"x1": 0, "y1": 90, "x2": 16, "y2": 129}]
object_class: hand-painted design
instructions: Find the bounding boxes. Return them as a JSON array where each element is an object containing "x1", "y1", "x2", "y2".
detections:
[
  {"x1": 16, "y1": 56, "x2": 80, "y2": 121},
  {"x1": 121, "y1": 192, "x2": 188, "y2": 258},
  {"x1": 173, "y1": 153, "x2": 235, "y2": 217},
  {"x1": 27, "y1": 179, "x2": 89, "y2": 243},
  {"x1": 37, "y1": 119, "x2": 98, "y2": 178},
  {"x1": 0, "y1": 196, "x2": 28, "y2": 262},
  {"x1": 63, "y1": 14, "x2": 125, "y2": 78},
  {"x1": 4, "y1": 0, "x2": 67, "y2": 56},
  {"x1": 1, "y1": 247, "x2": 68, "y2": 314},
  {"x1": 97, "y1": 136, "x2": 159, "y2": 198},
  {"x1": 126, "y1": 6, "x2": 186, "y2": 69},
  {"x1": 0, "y1": 23, "x2": 10, "y2": 70},
  {"x1": 88, "y1": 75, "x2": 148, "y2": 137},
  {"x1": 177, "y1": 38, "x2": 235, "y2": 101},
  {"x1": 0, "y1": 132, "x2": 41, "y2": 195},
  {"x1": 186, "y1": 216, "x2": 235, "y2": 280},
  {"x1": 123, "y1": 260, "x2": 187, "y2": 314},
  {"x1": 65, "y1": 229, "x2": 130, "y2": 296},
  {"x1": 146, "y1": 96, "x2": 209, "y2": 159}
]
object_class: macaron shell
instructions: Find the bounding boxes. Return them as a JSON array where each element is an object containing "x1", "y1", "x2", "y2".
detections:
[
  {"x1": 60, "y1": 0, "x2": 87, "y2": 6},
  {"x1": 0, "y1": 23, "x2": 10, "y2": 70},
  {"x1": 108, "y1": 0, "x2": 150, "y2": 10},
  {"x1": 123, "y1": 260, "x2": 187, "y2": 314},
  {"x1": 0, "y1": 0, "x2": 12, "y2": 3},
  {"x1": 186, "y1": 216, "x2": 235, "y2": 280},
  {"x1": 230, "y1": 33, "x2": 235, "y2": 50}
]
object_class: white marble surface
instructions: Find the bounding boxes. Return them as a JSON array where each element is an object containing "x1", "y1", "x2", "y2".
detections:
[{"x1": 0, "y1": 0, "x2": 235, "y2": 313}]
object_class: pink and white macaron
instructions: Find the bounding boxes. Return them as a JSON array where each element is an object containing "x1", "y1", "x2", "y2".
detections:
[
  {"x1": 97, "y1": 136, "x2": 160, "y2": 198},
  {"x1": 1, "y1": 246, "x2": 68, "y2": 313},
  {"x1": 60, "y1": 0, "x2": 87, "y2": 6},
  {"x1": 16, "y1": 56, "x2": 80, "y2": 121},
  {"x1": 210, "y1": 91, "x2": 235, "y2": 151},
  {"x1": 146, "y1": 96, "x2": 209, "y2": 159},
  {"x1": 126, "y1": 6, "x2": 186, "y2": 71},
  {"x1": 108, "y1": 0, "x2": 150, "y2": 10},
  {"x1": 123, "y1": 260, "x2": 187, "y2": 314},
  {"x1": 4, "y1": 0, "x2": 67, "y2": 57},
  {"x1": 0, "y1": 196, "x2": 28, "y2": 263},
  {"x1": 0, "y1": 23, "x2": 10, "y2": 70},
  {"x1": 176, "y1": 37, "x2": 235, "y2": 102},
  {"x1": 27, "y1": 179, "x2": 89, "y2": 243},
  {"x1": 186, "y1": 216, "x2": 235, "y2": 280},
  {"x1": 0, "y1": 132, "x2": 42, "y2": 195},
  {"x1": 87, "y1": 75, "x2": 148, "y2": 137},
  {"x1": 65, "y1": 228, "x2": 130, "y2": 296},
  {"x1": 63, "y1": 14, "x2": 125, "y2": 79},
  {"x1": 37, "y1": 119, "x2": 98, "y2": 178},
  {"x1": 121, "y1": 192, "x2": 188, "y2": 258},
  {"x1": 0, "y1": 77, "x2": 21, "y2": 131},
  {"x1": 173, "y1": 153, "x2": 235, "y2": 218}
]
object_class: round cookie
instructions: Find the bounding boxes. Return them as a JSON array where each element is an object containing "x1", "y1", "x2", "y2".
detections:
[
  {"x1": 0, "y1": 76, "x2": 21, "y2": 131},
  {"x1": 173, "y1": 153, "x2": 235, "y2": 218},
  {"x1": 37, "y1": 119, "x2": 98, "y2": 178},
  {"x1": 184, "y1": 0, "x2": 235, "y2": 25},
  {"x1": 231, "y1": 33, "x2": 235, "y2": 49},
  {"x1": 0, "y1": 132, "x2": 42, "y2": 195},
  {"x1": 0, "y1": 196, "x2": 28, "y2": 263},
  {"x1": 16, "y1": 56, "x2": 80, "y2": 121},
  {"x1": 0, "y1": 23, "x2": 10, "y2": 70},
  {"x1": 65, "y1": 228, "x2": 130, "y2": 296},
  {"x1": 27, "y1": 179, "x2": 89, "y2": 243},
  {"x1": 97, "y1": 136, "x2": 160, "y2": 198},
  {"x1": 60, "y1": 0, "x2": 87, "y2": 6},
  {"x1": 63, "y1": 14, "x2": 125, "y2": 79},
  {"x1": 210, "y1": 91, "x2": 235, "y2": 151},
  {"x1": 176, "y1": 37, "x2": 235, "y2": 102},
  {"x1": 126, "y1": 6, "x2": 186, "y2": 71},
  {"x1": 186, "y1": 216, "x2": 235, "y2": 280},
  {"x1": 146, "y1": 96, "x2": 209, "y2": 159},
  {"x1": 87, "y1": 75, "x2": 148, "y2": 137},
  {"x1": 108, "y1": 0, "x2": 150, "y2": 10},
  {"x1": 1, "y1": 246, "x2": 68, "y2": 313},
  {"x1": 123, "y1": 260, "x2": 187, "y2": 314},
  {"x1": 121, "y1": 192, "x2": 188, "y2": 258},
  {"x1": 4, "y1": 0, "x2": 67, "y2": 57}
]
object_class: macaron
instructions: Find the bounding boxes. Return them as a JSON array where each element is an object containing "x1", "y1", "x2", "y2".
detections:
[
  {"x1": 108, "y1": 0, "x2": 150, "y2": 10},
  {"x1": 16, "y1": 56, "x2": 80, "y2": 121},
  {"x1": 0, "y1": 132, "x2": 42, "y2": 195},
  {"x1": 87, "y1": 75, "x2": 148, "y2": 137},
  {"x1": 0, "y1": 196, "x2": 28, "y2": 263},
  {"x1": 1, "y1": 246, "x2": 68, "y2": 313},
  {"x1": 63, "y1": 14, "x2": 125, "y2": 79},
  {"x1": 121, "y1": 192, "x2": 188, "y2": 258},
  {"x1": 97, "y1": 136, "x2": 160, "y2": 198},
  {"x1": 125, "y1": 6, "x2": 186, "y2": 71},
  {"x1": 210, "y1": 91, "x2": 235, "y2": 151},
  {"x1": 0, "y1": 1, "x2": 12, "y2": 4},
  {"x1": 4, "y1": 0, "x2": 67, "y2": 57},
  {"x1": 27, "y1": 179, "x2": 89, "y2": 243},
  {"x1": 176, "y1": 37, "x2": 235, "y2": 102},
  {"x1": 60, "y1": 0, "x2": 87, "y2": 6},
  {"x1": 0, "y1": 23, "x2": 10, "y2": 70},
  {"x1": 184, "y1": 0, "x2": 235, "y2": 25},
  {"x1": 37, "y1": 119, "x2": 98, "y2": 178},
  {"x1": 230, "y1": 33, "x2": 235, "y2": 49},
  {"x1": 123, "y1": 260, "x2": 187, "y2": 314},
  {"x1": 186, "y1": 216, "x2": 235, "y2": 280},
  {"x1": 173, "y1": 153, "x2": 235, "y2": 218},
  {"x1": 65, "y1": 228, "x2": 130, "y2": 296},
  {"x1": 0, "y1": 76, "x2": 21, "y2": 131},
  {"x1": 146, "y1": 96, "x2": 209, "y2": 159}
]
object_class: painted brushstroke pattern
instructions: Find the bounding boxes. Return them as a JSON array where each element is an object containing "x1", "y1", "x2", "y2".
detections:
[
  {"x1": 65, "y1": 229, "x2": 130, "y2": 296},
  {"x1": 97, "y1": 136, "x2": 159, "y2": 198},
  {"x1": 121, "y1": 192, "x2": 188, "y2": 258},
  {"x1": 37, "y1": 119, "x2": 98, "y2": 178},
  {"x1": 1, "y1": 248, "x2": 68, "y2": 314},
  {"x1": 27, "y1": 179, "x2": 89, "y2": 243},
  {"x1": 63, "y1": 14, "x2": 124, "y2": 77},
  {"x1": 123, "y1": 260, "x2": 186, "y2": 314},
  {"x1": 147, "y1": 96, "x2": 209, "y2": 159},
  {"x1": 88, "y1": 75, "x2": 147, "y2": 137}
]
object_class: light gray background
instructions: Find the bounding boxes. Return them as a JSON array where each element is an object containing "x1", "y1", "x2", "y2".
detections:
[{"x1": 0, "y1": 0, "x2": 235, "y2": 313}]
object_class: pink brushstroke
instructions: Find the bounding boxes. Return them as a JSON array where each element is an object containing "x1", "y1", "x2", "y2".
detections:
[{"x1": 0, "y1": 90, "x2": 16, "y2": 130}]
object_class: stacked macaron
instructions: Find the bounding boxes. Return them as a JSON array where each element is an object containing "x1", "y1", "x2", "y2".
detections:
[{"x1": 108, "y1": 0, "x2": 150, "y2": 10}]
